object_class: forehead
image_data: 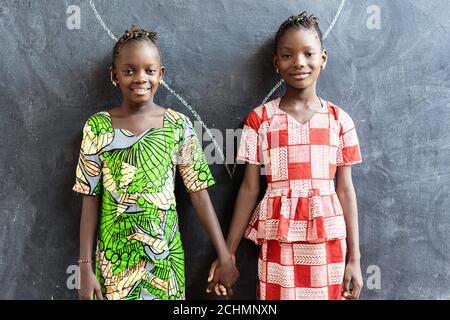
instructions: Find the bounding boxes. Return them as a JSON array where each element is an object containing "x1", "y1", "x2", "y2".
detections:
[
  {"x1": 116, "y1": 41, "x2": 161, "y2": 65},
  {"x1": 277, "y1": 27, "x2": 321, "y2": 49}
]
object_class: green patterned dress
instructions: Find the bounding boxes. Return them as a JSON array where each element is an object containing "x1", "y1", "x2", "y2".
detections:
[{"x1": 73, "y1": 108, "x2": 215, "y2": 300}]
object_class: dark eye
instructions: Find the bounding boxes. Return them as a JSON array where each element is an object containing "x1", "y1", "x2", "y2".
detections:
[
  {"x1": 146, "y1": 69, "x2": 156, "y2": 75},
  {"x1": 123, "y1": 69, "x2": 134, "y2": 75},
  {"x1": 306, "y1": 52, "x2": 315, "y2": 57},
  {"x1": 282, "y1": 54, "x2": 292, "y2": 59}
]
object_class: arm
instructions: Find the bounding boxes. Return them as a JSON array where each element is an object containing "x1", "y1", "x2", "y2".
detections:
[
  {"x1": 189, "y1": 189, "x2": 234, "y2": 264},
  {"x1": 225, "y1": 163, "x2": 261, "y2": 254},
  {"x1": 78, "y1": 195, "x2": 103, "y2": 300},
  {"x1": 206, "y1": 163, "x2": 260, "y2": 296},
  {"x1": 189, "y1": 189, "x2": 239, "y2": 294},
  {"x1": 335, "y1": 165, "x2": 363, "y2": 299}
]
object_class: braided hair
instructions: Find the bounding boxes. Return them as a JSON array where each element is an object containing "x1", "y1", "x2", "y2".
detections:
[
  {"x1": 111, "y1": 25, "x2": 160, "y2": 70},
  {"x1": 274, "y1": 11, "x2": 323, "y2": 52}
]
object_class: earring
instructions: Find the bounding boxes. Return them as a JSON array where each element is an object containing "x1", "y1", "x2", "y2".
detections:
[
  {"x1": 109, "y1": 66, "x2": 118, "y2": 87},
  {"x1": 275, "y1": 67, "x2": 279, "y2": 74},
  {"x1": 320, "y1": 65, "x2": 325, "y2": 70},
  {"x1": 110, "y1": 75, "x2": 118, "y2": 87},
  {"x1": 159, "y1": 79, "x2": 164, "y2": 85}
]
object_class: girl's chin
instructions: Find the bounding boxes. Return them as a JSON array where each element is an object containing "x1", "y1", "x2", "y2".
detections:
[
  {"x1": 285, "y1": 81, "x2": 315, "y2": 90},
  {"x1": 126, "y1": 93, "x2": 154, "y2": 103}
]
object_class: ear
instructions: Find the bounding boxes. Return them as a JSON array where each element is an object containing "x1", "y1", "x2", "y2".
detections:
[
  {"x1": 159, "y1": 65, "x2": 165, "y2": 81},
  {"x1": 321, "y1": 49, "x2": 328, "y2": 69},
  {"x1": 109, "y1": 65, "x2": 119, "y2": 85},
  {"x1": 273, "y1": 54, "x2": 278, "y2": 70}
]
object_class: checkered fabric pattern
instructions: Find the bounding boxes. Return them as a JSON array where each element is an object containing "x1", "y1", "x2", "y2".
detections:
[
  {"x1": 237, "y1": 97, "x2": 362, "y2": 300},
  {"x1": 237, "y1": 97, "x2": 362, "y2": 244},
  {"x1": 257, "y1": 239, "x2": 347, "y2": 300}
]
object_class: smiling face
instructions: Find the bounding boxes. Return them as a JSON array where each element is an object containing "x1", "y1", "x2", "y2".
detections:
[
  {"x1": 274, "y1": 27, "x2": 327, "y2": 90},
  {"x1": 111, "y1": 40, "x2": 164, "y2": 105}
]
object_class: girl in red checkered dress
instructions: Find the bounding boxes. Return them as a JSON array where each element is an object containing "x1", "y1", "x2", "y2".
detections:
[{"x1": 207, "y1": 12, "x2": 363, "y2": 300}]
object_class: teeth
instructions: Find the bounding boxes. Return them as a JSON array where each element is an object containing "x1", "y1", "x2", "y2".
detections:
[{"x1": 133, "y1": 88, "x2": 149, "y2": 93}]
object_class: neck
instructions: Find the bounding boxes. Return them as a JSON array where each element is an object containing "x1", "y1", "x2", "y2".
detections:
[
  {"x1": 283, "y1": 83, "x2": 319, "y2": 106},
  {"x1": 120, "y1": 98, "x2": 157, "y2": 115}
]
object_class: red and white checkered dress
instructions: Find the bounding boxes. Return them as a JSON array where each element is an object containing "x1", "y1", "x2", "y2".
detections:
[{"x1": 236, "y1": 97, "x2": 362, "y2": 300}]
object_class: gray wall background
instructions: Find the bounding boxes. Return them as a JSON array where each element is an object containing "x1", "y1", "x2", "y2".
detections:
[{"x1": 0, "y1": 0, "x2": 449, "y2": 299}]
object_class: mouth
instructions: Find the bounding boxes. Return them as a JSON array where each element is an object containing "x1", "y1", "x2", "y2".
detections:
[
  {"x1": 131, "y1": 88, "x2": 151, "y2": 94},
  {"x1": 289, "y1": 72, "x2": 311, "y2": 80}
]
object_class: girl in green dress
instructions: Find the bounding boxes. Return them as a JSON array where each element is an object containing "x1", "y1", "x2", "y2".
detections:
[{"x1": 73, "y1": 26, "x2": 238, "y2": 300}]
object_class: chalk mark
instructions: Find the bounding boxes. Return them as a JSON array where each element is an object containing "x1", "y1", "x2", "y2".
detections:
[
  {"x1": 88, "y1": 0, "x2": 346, "y2": 179},
  {"x1": 88, "y1": 0, "x2": 231, "y2": 177},
  {"x1": 261, "y1": 0, "x2": 347, "y2": 104},
  {"x1": 231, "y1": 0, "x2": 347, "y2": 176},
  {"x1": 88, "y1": 0, "x2": 117, "y2": 41}
]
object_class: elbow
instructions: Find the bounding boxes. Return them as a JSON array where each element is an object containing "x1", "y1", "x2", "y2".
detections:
[
  {"x1": 241, "y1": 181, "x2": 260, "y2": 197},
  {"x1": 336, "y1": 185, "x2": 356, "y2": 202},
  {"x1": 189, "y1": 188, "x2": 207, "y2": 204}
]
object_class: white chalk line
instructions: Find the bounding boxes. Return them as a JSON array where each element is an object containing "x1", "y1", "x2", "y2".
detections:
[
  {"x1": 88, "y1": 0, "x2": 346, "y2": 178},
  {"x1": 88, "y1": 0, "x2": 232, "y2": 177},
  {"x1": 261, "y1": 0, "x2": 347, "y2": 104},
  {"x1": 88, "y1": 0, "x2": 117, "y2": 41},
  {"x1": 231, "y1": 0, "x2": 347, "y2": 175},
  {"x1": 159, "y1": 80, "x2": 232, "y2": 177}
]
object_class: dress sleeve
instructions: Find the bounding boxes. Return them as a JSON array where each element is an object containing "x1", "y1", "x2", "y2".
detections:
[
  {"x1": 72, "y1": 120, "x2": 103, "y2": 195},
  {"x1": 236, "y1": 110, "x2": 262, "y2": 164},
  {"x1": 176, "y1": 116, "x2": 216, "y2": 193},
  {"x1": 336, "y1": 110, "x2": 363, "y2": 166}
]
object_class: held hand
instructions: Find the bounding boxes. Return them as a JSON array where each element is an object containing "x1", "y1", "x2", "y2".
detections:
[
  {"x1": 342, "y1": 259, "x2": 363, "y2": 300},
  {"x1": 206, "y1": 254, "x2": 238, "y2": 297},
  {"x1": 79, "y1": 266, "x2": 103, "y2": 300},
  {"x1": 206, "y1": 259, "x2": 226, "y2": 296}
]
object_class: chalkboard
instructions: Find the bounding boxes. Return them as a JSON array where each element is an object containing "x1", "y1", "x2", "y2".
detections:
[{"x1": 0, "y1": 0, "x2": 449, "y2": 299}]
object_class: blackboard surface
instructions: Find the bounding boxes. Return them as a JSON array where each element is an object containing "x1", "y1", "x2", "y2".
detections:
[{"x1": 0, "y1": 0, "x2": 449, "y2": 299}]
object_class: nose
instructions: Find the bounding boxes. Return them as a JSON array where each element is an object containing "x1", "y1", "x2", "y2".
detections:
[
  {"x1": 293, "y1": 54, "x2": 307, "y2": 67},
  {"x1": 134, "y1": 69, "x2": 149, "y2": 83}
]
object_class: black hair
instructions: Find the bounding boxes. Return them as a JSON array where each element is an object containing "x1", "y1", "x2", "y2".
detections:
[
  {"x1": 110, "y1": 25, "x2": 160, "y2": 69},
  {"x1": 274, "y1": 11, "x2": 323, "y2": 52}
]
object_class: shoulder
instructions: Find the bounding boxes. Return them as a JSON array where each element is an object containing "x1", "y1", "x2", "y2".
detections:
[
  {"x1": 80, "y1": 111, "x2": 113, "y2": 153},
  {"x1": 325, "y1": 100, "x2": 355, "y2": 129},
  {"x1": 165, "y1": 108, "x2": 192, "y2": 127},
  {"x1": 84, "y1": 110, "x2": 111, "y2": 129},
  {"x1": 243, "y1": 97, "x2": 280, "y2": 130},
  {"x1": 80, "y1": 111, "x2": 113, "y2": 146}
]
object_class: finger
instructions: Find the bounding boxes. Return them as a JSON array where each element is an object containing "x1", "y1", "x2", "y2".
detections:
[
  {"x1": 342, "y1": 277, "x2": 351, "y2": 298},
  {"x1": 206, "y1": 279, "x2": 218, "y2": 293},
  {"x1": 220, "y1": 285, "x2": 227, "y2": 296},
  {"x1": 349, "y1": 287, "x2": 359, "y2": 300},
  {"x1": 94, "y1": 286, "x2": 103, "y2": 300},
  {"x1": 79, "y1": 293, "x2": 91, "y2": 300},
  {"x1": 79, "y1": 289, "x2": 93, "y2": 300},
  {"x1": 208, "y1": 262, "x2": 217, "y2": 282},
  {"x1": 214, "y1": 283, "x2": 221, "y2": 296},
  {"x1": 227, "y1": 286, "x2": 234, "y2": 297},
  {"x1": 353, "y1": 283, "x2": 362, "y2": 299}
]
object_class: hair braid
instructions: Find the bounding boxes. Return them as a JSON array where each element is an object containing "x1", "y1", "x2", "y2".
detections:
[
  {"x1": 274, "y1": 11, "x2": 323, "y2": 52},
  {"x1": 110, "y1": 25, "x2": 160, "y2": 69}
]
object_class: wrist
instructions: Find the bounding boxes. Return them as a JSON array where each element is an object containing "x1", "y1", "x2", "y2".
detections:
[
  {"x1": 225, "y1": 240, "x2": 238, "y2": 256},
  {"x1": 79, "y1": 263, "x2": 93, "y2": 273},
  {"x1": 218, "y1": 252, "x2": 233, "y2": 263},
  {"x1": 346, "y1": 253, "x2": 361, "y2": 262}
]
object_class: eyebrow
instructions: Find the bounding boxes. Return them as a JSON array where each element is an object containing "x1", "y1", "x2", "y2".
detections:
[
  {"x1": 120, "y1": 63, "x2": 158, "y2": 68},
  {"x1": 279, "y1": 46, "x2": 318, "y2": 50}
]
